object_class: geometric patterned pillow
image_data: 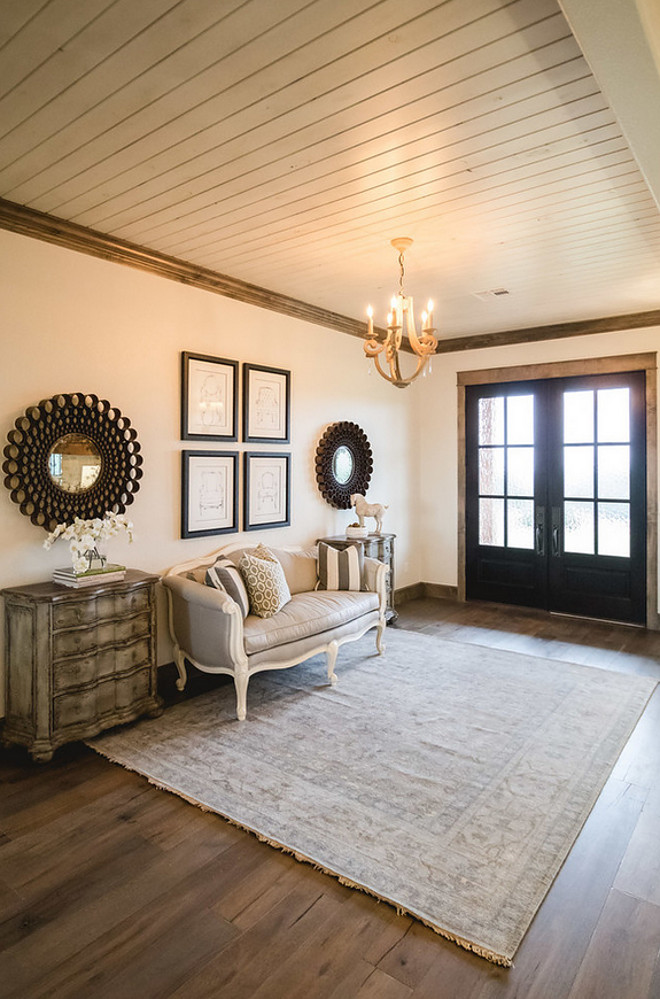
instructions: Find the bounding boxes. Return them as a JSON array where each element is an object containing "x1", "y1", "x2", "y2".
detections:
[
  {"x1": 317, "y1": 541, "x2": 363, "y2": 592},
  {"x1": 238, "y1": 549, "x2": 291, "y2": 619},
  {"x1": 205, "y1": 555, "x2": 250, "y2": 617}
]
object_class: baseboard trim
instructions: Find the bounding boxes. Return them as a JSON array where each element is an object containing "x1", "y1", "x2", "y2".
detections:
[
  {"x1": 423, "y1": 582, "x2": 459, "y2": 601},
  {"x1": 394, "y1": 583, "x2": 425, "y2": 605},
  {"x1": 394, "y1": 582, "x2": 459, "y2": 605}
]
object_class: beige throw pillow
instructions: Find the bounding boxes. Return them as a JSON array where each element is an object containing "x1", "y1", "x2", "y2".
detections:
[{"x1": 239, "y1": 548, "x2": 291, "y2": 618}]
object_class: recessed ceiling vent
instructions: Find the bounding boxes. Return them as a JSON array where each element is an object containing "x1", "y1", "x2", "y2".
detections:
[{"x1": 472, "y1": 288, "x2": 511, "y2": 301}]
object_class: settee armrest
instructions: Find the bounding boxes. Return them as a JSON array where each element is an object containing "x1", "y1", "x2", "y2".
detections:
[
  {"x1": 363, "y1": 556, "x2": 389, "y2": 616},
  {"x1": 163, "y1": 574, "x2": 246, "y2": 671}
]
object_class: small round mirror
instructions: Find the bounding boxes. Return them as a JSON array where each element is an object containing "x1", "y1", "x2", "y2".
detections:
[
  {"x1": 48, "y1": 433, "x2": 102, "y2": 494},
  {"x1": 333, "y1": 445, "x2": 354, "y2": 485}
]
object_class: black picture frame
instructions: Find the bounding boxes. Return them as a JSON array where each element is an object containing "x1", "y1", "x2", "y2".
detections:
[
  {"x1": 244, "y1": 452, "x2": 291, "y2": 530},
  {"x1": 243, "y1": 363, "x2": 291, "y2": 443},
  {"x1": 181, "y1": 351, "x2": 239, "y2": 441},
  {"x1": 181, "y1": 450, "x2": 239, "y2": 538}
]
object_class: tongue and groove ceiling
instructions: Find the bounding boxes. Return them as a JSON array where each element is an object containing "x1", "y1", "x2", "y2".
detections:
[{"x1": 0, "y1": 0, "x2": 659, "y2": 343}]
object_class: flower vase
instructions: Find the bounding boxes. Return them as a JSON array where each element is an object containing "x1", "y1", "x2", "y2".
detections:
[{"x1": 83, "y1": 547, "x2": 108, "y2": 573}]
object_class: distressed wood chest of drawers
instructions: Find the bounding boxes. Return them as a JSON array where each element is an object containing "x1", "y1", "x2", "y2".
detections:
[{"x1": 2, "y1": 570, "x2": 162, "y2": 761}]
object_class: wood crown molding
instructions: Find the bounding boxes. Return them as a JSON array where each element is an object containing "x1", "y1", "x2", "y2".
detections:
[
  {"x1": 0, "y1": 198, "x2": 374, "y2": 342},
  {"x1": 436, "y1": 311, "x2": 660, "y2": 354},
  {"x1": 1, "y1": 198, "x2": 658, "y2": 351}
]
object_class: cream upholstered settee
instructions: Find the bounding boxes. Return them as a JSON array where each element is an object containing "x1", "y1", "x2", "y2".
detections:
[{"x1": 162, "y1": 541, "x2": 388, "y2": 721}]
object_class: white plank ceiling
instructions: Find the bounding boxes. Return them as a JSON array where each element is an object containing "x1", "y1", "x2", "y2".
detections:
[{"x1": 0, "y1": 0, "x2": 659, "y2": 339}]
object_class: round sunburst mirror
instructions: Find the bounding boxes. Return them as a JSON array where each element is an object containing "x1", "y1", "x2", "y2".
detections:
[
  {"x1": 2, "y1": 393, "x2": 143, "y2": 531},
  {"x1": 315, "y1": 422, "x2": 373, "y2": 509}
]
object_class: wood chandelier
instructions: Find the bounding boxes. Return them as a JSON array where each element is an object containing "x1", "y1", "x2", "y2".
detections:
[{"x1": 364, "y1": 237, "x2": 438, "y2": 388}]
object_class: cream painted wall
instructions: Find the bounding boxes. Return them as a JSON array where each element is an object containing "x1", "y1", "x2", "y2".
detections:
[
  {"x1": 418, "y1": 328, "x2": 660, "y2": 590},
  {"x1": 0, "y1": 229, "x2": 420, "y2": 703}
]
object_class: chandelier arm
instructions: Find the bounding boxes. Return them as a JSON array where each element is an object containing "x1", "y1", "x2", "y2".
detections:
[
  {"x1": 372, "y1": 352, "x2": 396, "y2": 383},
  {"x1": 410, "y1": 333, "x2": 438, "y2": 357},
  {"x1": 391, "y1": 348, "x2": 404, "y2": 384},
  {"x1": 404, "y1": 355, "x2": 432, "y2": 385},
  {"x1": 408, "y1": 324, "x2": 424, "y2": 355},
  {"x1": 364, "y1": 337, "x2": 386, "y2": 358}
]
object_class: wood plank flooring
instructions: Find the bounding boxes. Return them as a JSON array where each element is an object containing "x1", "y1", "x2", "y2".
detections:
[{"x1": 1, "y1": 597, "x2": 659, "y2": 998}]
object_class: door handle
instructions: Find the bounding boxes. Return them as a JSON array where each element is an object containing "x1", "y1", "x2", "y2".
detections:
[
  {"x1": 535, "y1": 508, "x2": 545, "y2": 556},
  {"x1": 551, "y1": 507, "x2": 561, "y2": 556}
]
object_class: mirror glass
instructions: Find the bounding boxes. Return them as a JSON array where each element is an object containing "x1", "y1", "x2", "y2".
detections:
[
  {"x1": 48, "y1": 433, "x2": 102, "y2": 494},
  {"x1": 333, "y1": 445, "x2": 354, "y2": 485}
]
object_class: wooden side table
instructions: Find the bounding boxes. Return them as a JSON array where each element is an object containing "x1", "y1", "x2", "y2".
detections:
[
  {"x1": 2, "y1": 569, "x2": 162, "y2": 761},
  {"x1": 316, "y1": 533, "x2": 397, "y2": 623}
]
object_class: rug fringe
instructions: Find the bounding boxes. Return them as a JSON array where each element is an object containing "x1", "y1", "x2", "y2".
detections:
[{"x1": 86, "y1": 742, "x2": 513, "y2": 968}]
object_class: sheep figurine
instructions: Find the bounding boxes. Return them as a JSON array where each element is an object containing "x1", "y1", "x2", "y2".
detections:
[{"x1": 350, "y1": 493, "x2": 388, "y2": 535}]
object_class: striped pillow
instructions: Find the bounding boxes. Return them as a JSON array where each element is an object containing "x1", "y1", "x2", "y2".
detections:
[
  {"x1": 205, "y1": 555, "x2": 250, "y2": 617},
  {"x1": 317, "y1": 542, "x2": 363, "y2": 592}
]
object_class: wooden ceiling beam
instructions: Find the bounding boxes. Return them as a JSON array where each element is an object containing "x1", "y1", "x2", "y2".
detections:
[
  {"x1": 0, "y1": 198, "x2": 371, "y2": 342},
  {"x1": 1, "y1": 198, "x2": 657, "y2": 354},
  {"x1": 434, "y1": 310, "x2": 660, "y2": 354}
]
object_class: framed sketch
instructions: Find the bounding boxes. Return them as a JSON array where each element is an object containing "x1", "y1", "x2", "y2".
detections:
[
  {"x1": 243, "y1": 364, "x2": 290, "y2": 442},
  {"x1": 181, "y1": 451, "x2": 238, "y2": 538},
  {"x1": 244, "y1": 452, "x2": 291, "y2": 530},
  {"x1": 181, "y1": 351, "x2": 238, "y2": 441}
]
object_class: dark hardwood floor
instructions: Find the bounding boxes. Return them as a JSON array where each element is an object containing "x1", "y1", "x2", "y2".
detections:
[{"x1": 2, "y1": 597, "x2": 659, "y2": 998}]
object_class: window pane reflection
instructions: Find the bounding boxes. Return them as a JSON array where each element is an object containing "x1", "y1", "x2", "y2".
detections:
[
  {"x1": 479, "y1": 448, "x2": 504, "y2": 495},
  {"x1": 479, "y1": 497, "x2": 504, "y2": 546},
  {"x1": 564, "y1": 391, "x2": 594, "y2": 443},
  {"x1": 507, "y1": 499, "x2": 534, "y2": 549},
  {"x1": 507, "y1": 395, "x2": 534, "y2": 445},
  {"x1": 597, "y1": 445, "x2": 630, "y2": 500},
  {"x1": 478, "y1": 397, "x2": 504, "y2": 446},
  {"x1": 598, "y1": 503, "x2": 630, "y2": 557},
  {"x1": 564, "y1": 445, "x2": 594, "y2": 498},
  {"x1": 507, "y1": 447, "x2": 534, "y2": 496},
  {"x1": 564, "y1": 500, "x2": 595, "y2": 554},
  {"x1": 597, "y1": 388, "x2": 629, "y2": 443}
]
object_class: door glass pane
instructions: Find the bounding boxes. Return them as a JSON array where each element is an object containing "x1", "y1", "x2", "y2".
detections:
[
  {"x1": 564, "y1": 500, "x2": 595, "y2": 554},
  {"x1": 564, "y1": 390, "x2": 594, "y2": 443},
  {"x1": 597, "y1": 388, "x2": 629, "y2": 442},
  {"x1": 479, "y1": 497, "x2": 504, "y2": 546},
  {"x1": 506, "y1": 395, "x2": 534, "y2": 445},
  {"x1": 507, "y1": 447, "x2": 534, "y2": 496},
  {"x1": 564, "y1": 445, "x2": 594, "y2": 498},
  {"x1": 479, "y1": 397, "x2": 504, "y2": 445},
  {"x1": 507, "y1": 499, "x2": 534, "y2": 549},
  {"x1": 479, "y1": 448, "x2": 504, "y2": 495},
  {"x1": 598, "y1": 502, "x2": 630, "y2": 557},
  {"x1": 598, "y1": 444, "x2": 630, "y2": 499}
]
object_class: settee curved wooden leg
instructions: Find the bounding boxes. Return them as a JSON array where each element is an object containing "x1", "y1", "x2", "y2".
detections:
[
  {"x1": 376, "y1": 620, "x2": 386, "y2": 655},
  {"x1": 327, "y1": 641, "x2": 339, "y2": 684},
  {"x1": 174, "y1": 648, "x2": 187, "y2": 691},
  {"x1": 234, "y1": 671, "x2": 249, "y2": 721}
]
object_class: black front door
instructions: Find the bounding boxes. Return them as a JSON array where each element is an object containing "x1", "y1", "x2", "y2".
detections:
[{"x1": 465, "y1": 371, "x2": 646, "y2": 624}]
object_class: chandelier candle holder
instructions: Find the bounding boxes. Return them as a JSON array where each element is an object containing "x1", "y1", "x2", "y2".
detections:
[{"x1": 364, "y1": 237, "x2": 438, "y2": 388}]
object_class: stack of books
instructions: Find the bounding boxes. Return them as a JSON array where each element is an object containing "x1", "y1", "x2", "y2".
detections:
[{"x1": 53, "y1": 564, "x2": 126, "y2": 588}]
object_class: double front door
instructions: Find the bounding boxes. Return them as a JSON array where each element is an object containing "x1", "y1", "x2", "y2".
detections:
[{"x1": 465, "y1": 371, "x2": 646, "y2": 624}]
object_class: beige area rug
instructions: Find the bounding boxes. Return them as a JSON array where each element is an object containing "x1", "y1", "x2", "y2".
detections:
[{"x1": 88, "y1": 629, "x2": 656, "y2": 966}]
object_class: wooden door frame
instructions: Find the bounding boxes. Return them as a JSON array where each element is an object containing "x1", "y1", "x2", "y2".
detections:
[{"x1": 457, "y1": 352, "x2": 659, "y2": 630}]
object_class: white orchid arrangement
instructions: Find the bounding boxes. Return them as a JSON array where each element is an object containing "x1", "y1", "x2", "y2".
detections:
[{"x1": 43, "y1": 511, "x2": 134, "y2": 574}]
